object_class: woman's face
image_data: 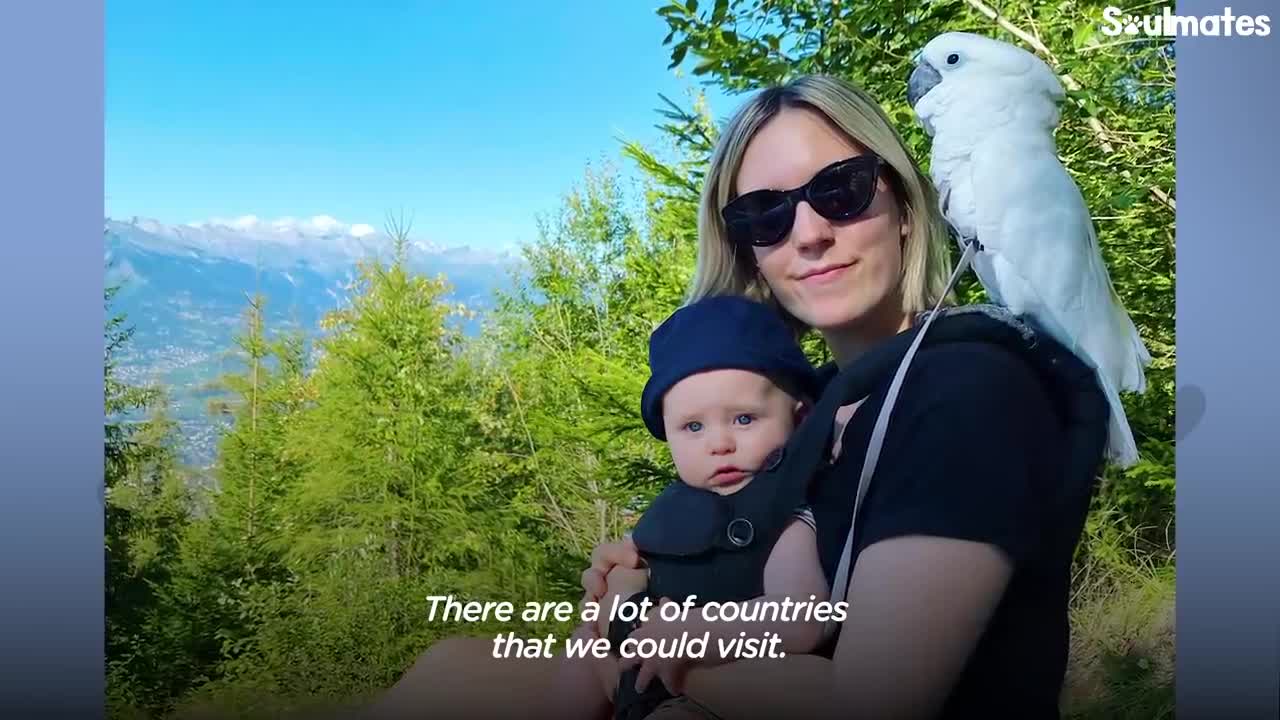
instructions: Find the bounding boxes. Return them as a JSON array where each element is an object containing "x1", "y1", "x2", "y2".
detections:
[{"x1": 735, "y1": 106, "x2": 910, "y2": 339}]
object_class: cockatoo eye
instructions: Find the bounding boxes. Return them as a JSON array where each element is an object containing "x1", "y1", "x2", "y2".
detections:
[{"x1": 946, "y1": 53, "x2": 960, "y2": 65}]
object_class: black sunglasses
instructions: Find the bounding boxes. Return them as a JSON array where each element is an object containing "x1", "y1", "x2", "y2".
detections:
[{"x1": 721, "y1": 154, "x2": 885, "y2": 248}]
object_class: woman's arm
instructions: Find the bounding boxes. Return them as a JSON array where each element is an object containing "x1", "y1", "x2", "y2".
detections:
[
  {"x1": 678, "y1": 535, "x2": 1012, "y2": 720},
  {"x1": 758, "y1": 517, "x2": 832, "y2": 654},
  {"x1": 831, "y1": 535, "x2": 1012, "y2": 717},
  {"x1": 582, "y1": 522, "x2": 1013, "y2": 719}
]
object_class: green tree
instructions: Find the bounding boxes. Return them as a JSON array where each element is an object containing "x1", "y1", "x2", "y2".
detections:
[
  {"x1": 202, "y1": 290, "x2": 309, "y2": 575},
  {"x1": 104, "y1": 281, "x2": 197, "y2": 718}
]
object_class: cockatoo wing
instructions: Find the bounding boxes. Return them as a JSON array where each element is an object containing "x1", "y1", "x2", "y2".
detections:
[{"x1": 966, "y1": 139, "x2": 1145, "y2": 466}]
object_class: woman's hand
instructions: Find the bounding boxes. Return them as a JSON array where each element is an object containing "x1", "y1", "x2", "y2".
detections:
[
  {"x1": 579, "y1": 535, "x2": 644, "y2": 607},
  {"x1": 617, "y1": 598, "x2": 705, "y2": 695}
]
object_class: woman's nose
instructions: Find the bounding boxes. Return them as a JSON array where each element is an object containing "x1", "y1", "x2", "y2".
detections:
[{"x1": 789, "y1": 202, "x2": 835, "y2": 253}]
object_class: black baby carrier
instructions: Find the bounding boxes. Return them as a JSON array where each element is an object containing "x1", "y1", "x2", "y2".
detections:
[{"x1": 609, "y1": 242, "x2": 1111, "y2": 720}]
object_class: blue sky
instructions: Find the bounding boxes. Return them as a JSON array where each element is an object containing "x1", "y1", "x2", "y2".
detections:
[{"x1": 106, "y1": 1, "x2": 737, "y2": 251}]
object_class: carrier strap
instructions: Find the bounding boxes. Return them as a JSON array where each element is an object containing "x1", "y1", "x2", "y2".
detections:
[{"x1": 823, "y1": 238, "x2": 981, "y2": 638}]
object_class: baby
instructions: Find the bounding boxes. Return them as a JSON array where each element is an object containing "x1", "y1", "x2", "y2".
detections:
[{"x1": 552, "y1": 295, "x2": 833, "y2": 720}]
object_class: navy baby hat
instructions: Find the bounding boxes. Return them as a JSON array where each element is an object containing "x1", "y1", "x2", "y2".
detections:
[{"x1": 641, "y1": 295, "x2": 820, "y2": 440}]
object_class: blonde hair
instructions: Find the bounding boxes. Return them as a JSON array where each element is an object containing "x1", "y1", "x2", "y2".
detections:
[{"x1": 687, "y1": 75, "x2": 954, "y2": 332}]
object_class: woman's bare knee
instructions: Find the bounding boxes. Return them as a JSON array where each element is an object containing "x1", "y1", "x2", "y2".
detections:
[
  {"x1": 412, "y1": 636, "x2": 491, "y2": 673},
  {"x1": 366, "y1": 634, "x2": 561, "y2": 719}
]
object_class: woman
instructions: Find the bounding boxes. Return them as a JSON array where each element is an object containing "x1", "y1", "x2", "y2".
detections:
[{"x1": 365, "y1": 74, "x2": 1105, "y2": 720}]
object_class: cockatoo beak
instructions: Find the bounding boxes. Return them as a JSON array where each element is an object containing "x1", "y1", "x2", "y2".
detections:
[{"x1": 907, "y1": 60, "x2": 942, "y2": 107}]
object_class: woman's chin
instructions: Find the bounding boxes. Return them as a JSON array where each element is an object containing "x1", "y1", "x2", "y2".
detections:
[{"x1": 795, "y1": 300, "x2": 880, "y2": 336}]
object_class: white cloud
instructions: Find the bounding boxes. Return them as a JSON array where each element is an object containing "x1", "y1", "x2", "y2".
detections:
[
  {"x1": 309, "y1": 215, "x2": 341, "y2": 232},
  {"x1": 107, "y1": 213, "x2": 525, "y2": 273}
]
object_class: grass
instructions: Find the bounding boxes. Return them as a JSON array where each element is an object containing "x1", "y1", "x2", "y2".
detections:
[{"x1": 1061, "y1": 508, "x2": 1176, "y2": 720}]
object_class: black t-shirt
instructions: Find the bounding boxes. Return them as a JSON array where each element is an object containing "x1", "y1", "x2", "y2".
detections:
[{"x1": 808, "y1": 340, "x2": 1095, "y2": 719}]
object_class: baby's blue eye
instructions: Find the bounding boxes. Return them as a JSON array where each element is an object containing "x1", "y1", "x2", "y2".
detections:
[
  {"x1": 734, "y1": 414, "x2": 754, "y2": 426},
  {"x1": 685, "y1": 421, "x2": 703, "y2": 432}
]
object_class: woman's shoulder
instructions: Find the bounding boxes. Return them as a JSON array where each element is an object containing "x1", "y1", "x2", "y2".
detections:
[
  {"x1": 902, "y1": 338, "x2": 1053, "y2": 415},
  {"x1": 817, "y1": 307, "x2": 1061, "y2": 412},
  {"x1": 913, "y1": 337, "x2": 1038, "y2": 372}
]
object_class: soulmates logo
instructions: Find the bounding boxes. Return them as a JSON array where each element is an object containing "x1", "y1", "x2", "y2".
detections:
[{"x1": 1101, "y1": 6, "x2": 1271, "y2": 37}]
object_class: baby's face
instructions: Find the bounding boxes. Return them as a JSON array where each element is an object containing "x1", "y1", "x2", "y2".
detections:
[{"x1": 661, "y1": 369, "x2": 803, "y2": 496}]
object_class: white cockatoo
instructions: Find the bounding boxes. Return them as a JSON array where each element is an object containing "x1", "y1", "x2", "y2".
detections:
[{"x1": 906, "y1": 31, "x2": 1151, "y2": 468}]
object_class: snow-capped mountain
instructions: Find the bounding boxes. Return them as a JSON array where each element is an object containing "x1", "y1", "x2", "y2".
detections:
[
  {"x1": 107, "y1": 213, "x2": 519, "y2": 274},
  {"x1": 105, "y1": 215, "x2": 527, "y2": 468}
]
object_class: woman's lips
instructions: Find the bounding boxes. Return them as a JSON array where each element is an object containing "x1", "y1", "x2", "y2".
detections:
[{"x1": 799, "y1": 261, "x2": 854, "y2": 284}]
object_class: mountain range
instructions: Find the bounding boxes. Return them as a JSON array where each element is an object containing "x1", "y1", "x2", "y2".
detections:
[{"x1": 106, "y1": 215, "x2": 526, "y2": 468}]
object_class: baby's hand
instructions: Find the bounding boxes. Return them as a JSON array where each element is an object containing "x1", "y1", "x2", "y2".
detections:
[{"x1": 617, "y1": 598, "x2": 703, "y2": 695}]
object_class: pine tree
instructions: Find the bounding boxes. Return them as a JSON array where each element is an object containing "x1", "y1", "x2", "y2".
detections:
[{"x1": 104, "y1": 279, "x2": 196, "y2": 719}]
